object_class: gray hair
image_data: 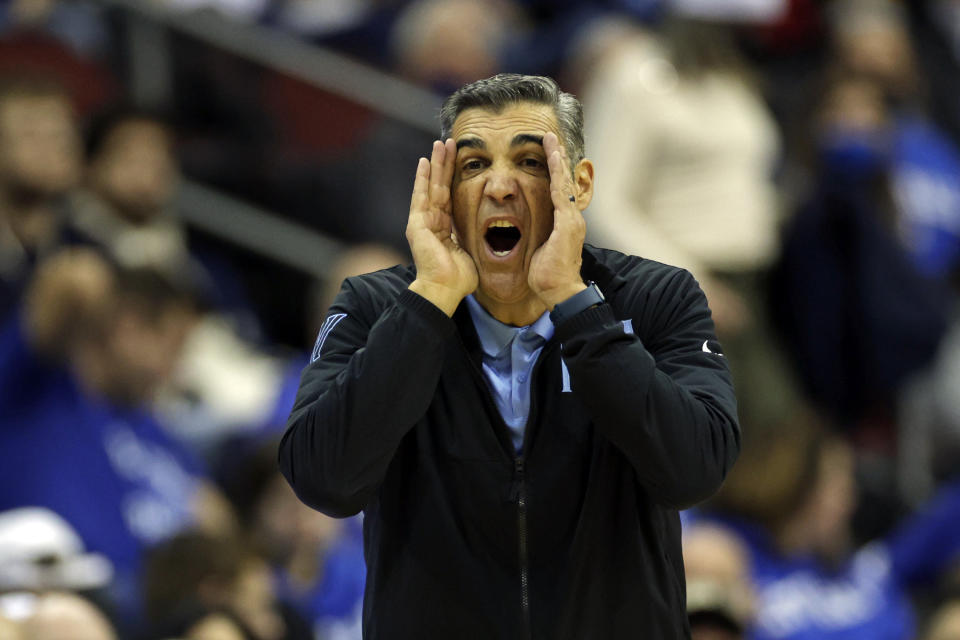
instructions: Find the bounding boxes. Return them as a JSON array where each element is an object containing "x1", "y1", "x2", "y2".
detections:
[{"x1": 439, "y1": 74, "x2": 585, "y2": 171}]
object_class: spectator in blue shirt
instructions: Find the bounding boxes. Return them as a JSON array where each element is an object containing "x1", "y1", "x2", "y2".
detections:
[
  {"x1": 0, "y1": 249, "x2": 235, "y2": 625},
  {"x1": 696, "y1": 410, "x2": 960, "y2": 640}
]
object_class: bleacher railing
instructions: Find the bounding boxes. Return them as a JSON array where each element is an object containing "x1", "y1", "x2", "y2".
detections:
[{"x1": 92, "y1": 0, "x2": 443, "y2": 276}]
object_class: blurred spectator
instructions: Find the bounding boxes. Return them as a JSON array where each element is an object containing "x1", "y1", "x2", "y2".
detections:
[
  {"x1": 61, "y1": 106, "x2": 309, "y2": 461},
  {"x1": 0, "y1": 76, "x2": 81, "y2": 320},
  {"x1": 315, "y1": 0, "x2": 528, "y2": 255},
  {"x1": 683, "y1": 524, "x2": 755, "y2": 639},
  {"x1": 307, "y1": 243, "x2": 406, "y2": 342},
  {"x1": 390, "y1": 0, "x2": 526, "y2": 95},
  {"x1": 0, "y1": 249, "x2": 234, "y2": 623},
  {"x1": 580, "y1": 15, "x2": 801, "y2": 430},
  {"x1": 771, "y1": 72, "x2": 949, "y2": 434},
  {"x1": 701, "y1": 408, "x2": 960, "y2": 640},
  {"x1": 142, "y1": 531, "x2": 309, "y2": 640},
  {"x1": 828, "y1": 0, "x2": 960, "y2": 283},
  {"x1": 72, "y1": 108, "x2": 184, "y2": 271},
  {"x1": 69, "y1": 106, "x2": 257, "y2": 330},
  {"x1": 0, "y1": 0, "x2": 115, "y2": 119},
  {"x1": 221, "y1": 441, "x2": 365, "y2": 639},
  {"x1": 582, "y1": 16, "x2": 780, "y2": 332}
]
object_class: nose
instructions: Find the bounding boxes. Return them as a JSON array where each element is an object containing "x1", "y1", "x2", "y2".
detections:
[{"x1": 482, "y1": 163, "x2": 518, "y2": 203}]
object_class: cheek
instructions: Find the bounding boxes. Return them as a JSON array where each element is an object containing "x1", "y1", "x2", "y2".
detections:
[
  {"x1": 451, "y1": 186, "x2": 474, "y2": 240},
  {"x1": 531, "y1": 205, "x2": 555, "y2": 246}
]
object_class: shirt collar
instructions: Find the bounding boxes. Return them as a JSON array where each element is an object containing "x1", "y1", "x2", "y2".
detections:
[{"x1": 464, "y1": 295, "x2": 554, "y2": 357}]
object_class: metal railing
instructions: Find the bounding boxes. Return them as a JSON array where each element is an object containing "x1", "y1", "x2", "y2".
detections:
[
  {"x1": 177, "y1": 180, "x2": 345, "y2": 277},
  {"x1": 99, "y1": 0, "x2": 442, "y2": 133},
  {"x1": 91, "y1": 0, "x2": 442, "y2": 276}
]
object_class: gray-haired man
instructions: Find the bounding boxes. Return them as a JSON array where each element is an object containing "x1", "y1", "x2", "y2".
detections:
[{"x1": 280, "y1": 74, "x2": 740, "y2": 639}]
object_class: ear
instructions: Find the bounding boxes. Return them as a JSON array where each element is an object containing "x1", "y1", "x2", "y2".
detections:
[{"x1": 573, "y1": 158, "x2": 594, "y2": 211}]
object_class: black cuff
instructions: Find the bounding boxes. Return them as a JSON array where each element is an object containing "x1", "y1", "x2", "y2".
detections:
[
  {"x1": 399, "y1": 288, "x2": 457, "y2": 338},
  {"x1": 553, "y1": 302, "x2": 617, "y2": 341}
]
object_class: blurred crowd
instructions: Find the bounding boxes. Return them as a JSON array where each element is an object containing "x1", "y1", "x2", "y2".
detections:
[{"x1": 2, "y1": 0, "x2": 960, "y2": 638}]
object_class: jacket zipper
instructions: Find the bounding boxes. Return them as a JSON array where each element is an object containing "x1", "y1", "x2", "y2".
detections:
[
  {"x1": 457, "y1": 330, "x2": 552, "y2": 639},
  {"x1": 514, "y1": 456, "x2": 532, "y2": 640}
]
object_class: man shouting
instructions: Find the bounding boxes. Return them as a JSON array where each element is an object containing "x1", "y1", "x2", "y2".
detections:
[{"x1": 280, "y1": 74, "x2": 740, "y2": 639}]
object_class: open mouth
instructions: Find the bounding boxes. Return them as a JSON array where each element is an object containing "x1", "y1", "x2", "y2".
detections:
[{"x1": 484, "y1": 221, "x2": 522, "y2": 257}]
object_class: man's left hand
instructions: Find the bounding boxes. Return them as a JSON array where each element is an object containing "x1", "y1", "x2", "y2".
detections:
[{"x1": 528, "y1": 132, "x2": 587, "y2": 309}]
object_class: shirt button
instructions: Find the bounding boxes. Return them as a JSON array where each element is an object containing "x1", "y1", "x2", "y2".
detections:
[{"x1": 518, "y1": 375, "x2": 526, "y2": 383}]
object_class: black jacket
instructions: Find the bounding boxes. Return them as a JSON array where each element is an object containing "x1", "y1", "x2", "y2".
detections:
[{"x1": 279, "y1": 245, "x2": 740, "y2": 639}]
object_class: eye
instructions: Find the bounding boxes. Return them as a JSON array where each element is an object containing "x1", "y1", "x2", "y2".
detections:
[
  {"x1": 462, "y1": 158, "x2": 486, "y2": 172},
  {"x1": 520, "y1": 156, "x2": 546, "y2": 171}
]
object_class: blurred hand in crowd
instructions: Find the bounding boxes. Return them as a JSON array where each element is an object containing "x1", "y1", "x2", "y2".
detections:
[
  {"x1": 925, "y1": 596, "x2": 960, "y2": 640},
  {"x1": 18, "y1": 592, "x2": 116, "y2": 640},
  {"x1": 684, "y1": 524, "x2": 755, "y2": 640}
]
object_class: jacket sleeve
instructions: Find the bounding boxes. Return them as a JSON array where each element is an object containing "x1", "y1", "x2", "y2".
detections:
[
  {"x1": 278, "y1": 284, "x2": 455, "y2": 517},
  {"x1": 555, "y1": 269, "x2": 740, "y2": 510}
]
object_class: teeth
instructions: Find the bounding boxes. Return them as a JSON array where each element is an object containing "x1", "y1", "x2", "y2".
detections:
[
  {"x1": 489, "y1": 220, "x2": 516, "y2": 228},
  {"x1": 493, "y1": 250, "x2": 510, "y2": 257}
]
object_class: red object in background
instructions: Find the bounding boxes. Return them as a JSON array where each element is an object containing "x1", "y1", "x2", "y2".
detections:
[
  {"x1": 261, "y1": 70, "x2": 374, "y2": 155},
  {"x1": 0, "y1": 30, "x2": 118, "y2": 118},
  {"x1": 747, "y1": 0, "x2": 825, "y2": 54}
]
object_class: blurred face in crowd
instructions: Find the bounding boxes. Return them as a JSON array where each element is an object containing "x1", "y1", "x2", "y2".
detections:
[
  {"x1": 834, "y1": 16, "x2": 916, "y2": 98},
  {"x1": 0, "y1": 93, "x2": 81, "y2": 199},
  {"x1": 926, "y1": 601, "x2": 960, "y2": 640},
  {"x1": 96, "y1": 300, "x2": 195, "y2": 406},
  {"x1": 818, "y1": 77, "x2": 889, "y2": 136},
  {"x1": 396, "y1": 0, "x2": 517, "y2": 90},
  {"x1": 450, "y1": 101, "x2": 592, "y2": 313},
  {"x1": 89, "y1": 119, "x2": 178, "y2": 224},
  {"x1": 253, "y1": 471, "x2": 343, "y2": 566},
  {"x1": 684, "y1": 525, "x2": 753, "y2": 640}
]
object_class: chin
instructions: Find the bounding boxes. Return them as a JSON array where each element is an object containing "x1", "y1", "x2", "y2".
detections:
[{"x1": 477, "y1": 270, "x2": 530, "y2": 304}]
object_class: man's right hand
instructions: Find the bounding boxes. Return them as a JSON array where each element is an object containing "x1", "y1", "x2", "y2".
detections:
[{"x1": 406, "y1": 139, "x2": 478, "y2": 316}]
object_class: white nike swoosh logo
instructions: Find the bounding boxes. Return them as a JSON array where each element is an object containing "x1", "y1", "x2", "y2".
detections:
[{"x1": 702, "y1": 339, "x2": 724, "y2": 357}]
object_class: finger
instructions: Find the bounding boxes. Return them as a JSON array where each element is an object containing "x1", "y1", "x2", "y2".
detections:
[
  {"x1": 546, "y1": 141, "x2": 576, "y2": 212},
  {"x1": 543, "y1": 131, "x2": 560, "y2": 158},
  {"x1": 440, "y1": 138, "x2": 457, "y2": 189},
  {"x1": 410, "y1": 156, "x2": 430, "y2": 212},
  {"x1": 429, "y1": 140, "x2": 450, "y2": 209}
]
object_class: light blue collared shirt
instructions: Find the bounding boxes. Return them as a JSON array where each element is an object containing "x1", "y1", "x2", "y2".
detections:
[{"x1": 464, "y1": 295, "x2": 555, "y2": 453}]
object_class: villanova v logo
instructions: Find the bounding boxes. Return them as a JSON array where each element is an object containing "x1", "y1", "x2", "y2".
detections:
[{"x1": 312, "y1": 313, "x2": 347, "y2": 362}]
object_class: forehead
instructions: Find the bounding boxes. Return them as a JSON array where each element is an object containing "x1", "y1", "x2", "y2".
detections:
[
  {"x1": 450, "y1": 102, "x2": 561, "y2": 144},
  {"x1": 104, "y1": 120, "x2": 170, "y2": 152},
  {"x1": 0, "y1": 94, "x2": 71, "y2": 125}
]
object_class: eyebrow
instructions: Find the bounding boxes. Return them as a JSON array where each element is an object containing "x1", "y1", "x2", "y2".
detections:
[
  {"x1": 455, "y1": 134, "x2": 545, "y2": 151},
  {"x1": 511, "y1": 134, "x2": 543, "y2": 148},
  {"x1": 456, "y1": 137, "x2": 485, "y2": 151}
]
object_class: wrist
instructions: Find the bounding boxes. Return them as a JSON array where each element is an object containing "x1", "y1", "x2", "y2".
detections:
[
  {"x1": 539, "y1": 282, "x2": 588, "y2": 311},
  {"x1": 409, "y1": 280, "x2": 467, "y2": 317},
  {"x1": 549, "y1": 281, "x2": 605, "y2": 327}
]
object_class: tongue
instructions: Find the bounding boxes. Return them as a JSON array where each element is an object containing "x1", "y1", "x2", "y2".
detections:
[{"x1": 486, "y1": 227, "x2": 521, "y2": 253}]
